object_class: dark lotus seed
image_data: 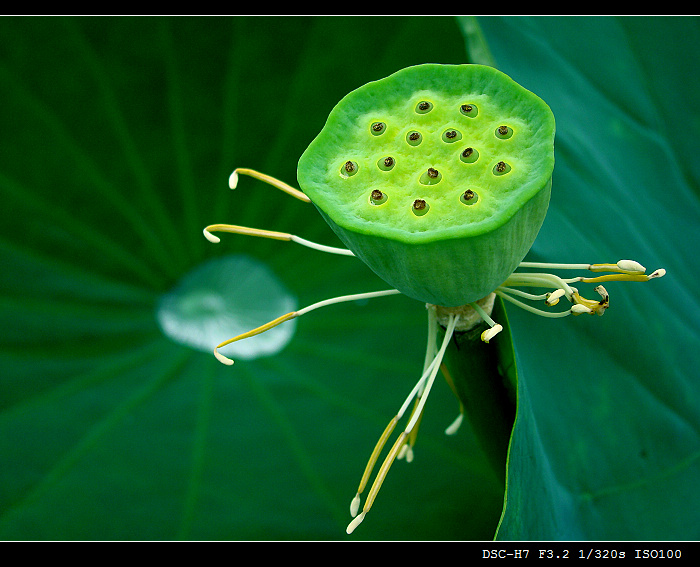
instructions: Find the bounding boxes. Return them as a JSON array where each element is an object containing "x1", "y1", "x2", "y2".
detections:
[
  {"x1": 384, "y1": 157, "x2": 394, "y2": 167},
  {"x1": 418, "y1": 101, "x2": 430, "y2": 111},
  {"x1": 413, "y1": 199, "x2": 427, "y2": 210},
  {"x1": 495, "y1": 161, "x2": 507, "y2": 173},
  {"x1": 445, "y1": 130, "x2": 457, "y2": 139},
  {"x1": 344, "y1": 161, "x2": 356, "y2": 173},
  {"x1": 427, "y1": 167, "x2": 439, "y2": 178},
  {"x1": 498, "y1": 125, "x2": 509, "y2": 136},
  {"x1": 409, "y1": 132, "x2": 421, "y2": 141},
  {"x1": 462, "y1": 147, "x2": 473, "y2": 158},
  {"x1": 371, "y1": 189, "x2": 384, "y2": 201},
  {"x1": 463, "y1": 189, "x2": 475, "y2": 201}
]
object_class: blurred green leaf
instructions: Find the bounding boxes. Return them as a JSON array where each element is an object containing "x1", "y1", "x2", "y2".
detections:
[
  {"x1": 461, "y1": 16, "x2": 700, "y2": 540},
  {"x1": 0, "y1": 16, "x2": 504, "y2": 540},
  {"x1": 4, "y1": 15, "x2": 698, "y2": 542}
]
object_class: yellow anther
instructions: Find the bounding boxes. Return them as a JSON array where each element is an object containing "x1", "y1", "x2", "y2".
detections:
[
  {"x1": 204, "y1": 224, "x2": 292, "y2": 244},
  {"x1": 229, "y1": 167, "x2": 311, "y2": 203},
  {"x1": 214, "y1": 312, "x2": 298, "y2": 365},
  {"x1": 578, "y1": 273, "x2": 653, "y2": 284}
]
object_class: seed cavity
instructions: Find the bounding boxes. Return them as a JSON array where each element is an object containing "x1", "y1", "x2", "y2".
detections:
[
  {"x1": 496, "y1": 125, "x2": 513, "y2": 139},
  {"x1": 460, "y1": 189, "x2": 479, "y2": 205},
  {"x1": 415, "y1": 100, "x2": 433, "y2": 114},
  {"x1": 460, "y1": 147, "x2": 479, "y2": 164},
  {"x1": 412, "y1": 199, "x2": 430, "y2": 216},
  {"x1": 493, "y1": 160, "x2": 512, "y2": 176},
  {"x1": 371, "y1": 122, "x2": 386, "y2": 136},
  {"x1": 370, "y1": 189, "x2": 387, "y2": 205},
  {"x1": 441, "y1": 128, "x2": 462, "y2": 143},
  {"x1": 341, "y1": 160, "x2": 359, "y2": 178},
  {"x1": 460, "y1": 103, "x2": 478, "y2": 118},
  {"x1": 377, "y1": 156, "x2": 395, "y2": 171},
  {"x1": 406, "y1": 131, "x2": 422, "y2": 146},
  {"x1": 419, "y1": 167, "x2": 442, "y2": 186}
]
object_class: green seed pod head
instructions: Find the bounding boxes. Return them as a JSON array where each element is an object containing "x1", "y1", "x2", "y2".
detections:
[{"x1": 297, "y1": 64, "x2": 555, "y2": 307}]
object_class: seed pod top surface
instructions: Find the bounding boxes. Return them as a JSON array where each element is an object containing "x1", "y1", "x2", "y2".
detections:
[
  {"x1": 297, "y1": 64, "x2": 555, "y2": 307},
  {"x1": 297, "y1": 64, "x2": 556, "y2": 245}
]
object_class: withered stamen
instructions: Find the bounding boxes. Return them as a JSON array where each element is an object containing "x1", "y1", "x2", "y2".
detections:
[
  {"x1": 462, "y1": 147, "x2": 474, "y2": 158},
  {"x1": 418, "y1": 101, "x2": 430, "y2": 111},
  {"x1": 384, "y1": 157, "x2": 394, "y2": 167},
  {"x1": 427, "y1": 168, "x2": 439, "y2": 178},
  {"x1": 409, "y1": 132, "x2": 421, "y2": 141},
  {"x1": 344, "y1": 161, "x2": 356, "y2": 173},
  {"x1": 498, "y1": 125, "x2": 509, "y2": 136},
  {"x1": 461, "y1": 104, "x2": 473, "y2": 113},
  {"x1": 463, "y1": 189, "x2": 475, "y2": 201},
  {"x1": 445, "y1": 130, "x2": 457, "y2": 139},
  {"x1": 495, "y1": 161, "x2": 507, "y2": 173},
  {"x1": 371, "y1": 189, "x2": 384, "y2": 201},
  {"x1": 372, "y1": 122, "x2": 385, "y2": 132}
]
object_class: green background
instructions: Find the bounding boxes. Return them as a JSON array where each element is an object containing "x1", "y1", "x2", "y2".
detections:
[{"x1": 1, "y1": 16, "x2": 698, "y2": 540}]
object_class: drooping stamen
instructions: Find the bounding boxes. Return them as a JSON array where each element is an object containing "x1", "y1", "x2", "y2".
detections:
[
  {"x1": 496, "y1": 289, "x2": 574, "y2": 318},
  {"x1": 213, "y1": 289, "x2": 401, "y2": 365},
  {"x1": 203, "y1": 223, "x2": 355, "y2": 256},
  {"x1": 347, "y1": 314, "x2": 459, "y2": 534},
  {"x1": 349, "y1": 352, "x2": 443, "y2": 512},
  {"x1": 229, "y1": 167, "x2": 311, "y2": 203}
]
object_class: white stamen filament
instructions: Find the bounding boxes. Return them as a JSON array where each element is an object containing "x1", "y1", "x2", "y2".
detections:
[
  {"x1": 296, "y1": 289, "x2": 401, "y2": 317},
  {"x1": 496, "y1": 286, "x2": 550, "y2": 302},
  {"x1": 518, "y1": 261, "x2": 592, "y2": 271},
  {"x1": 469, "y1": 300, "x2": 498, "y2": 328},
  {"x1": 503, "y1": 272, "x2": 575, "y2": 297},
  {"x1": 289, "y1": 235, "x2": 355, "y2": 256},
  {"x1": 496, "y1": 289, "x2": 572, "y2": 318},
  {"x1": 405, "y1": 315, "x2": 458, "y2": 433}
]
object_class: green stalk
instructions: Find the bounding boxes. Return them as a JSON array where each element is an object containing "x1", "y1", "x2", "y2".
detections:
[{"x1": 438, "y1": 296, "x2": 517, "y2": 487}]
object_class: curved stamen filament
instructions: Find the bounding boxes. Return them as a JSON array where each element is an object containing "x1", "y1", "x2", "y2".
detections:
[
  {"x1": 203, "y1": 223, "x2": 355, "y2": 256},
  {"x1": 213, "y1": 289, "x2": 401, "y2": 365},
  {"x1": 496, "y1": 289, "x2": 573, "y2": 318},
  {"x1": 503, "y1": 272, "x2": 575, "y2": 297},
  {"x1": 347, "y1": 314, "x2": 459, "y2": 534},
  {"x1": 229, "y1": 167, "x2": 311, "y2": 203},
  {"x1": 498, "y1": 259, "x2": 665, "y2": 319}
]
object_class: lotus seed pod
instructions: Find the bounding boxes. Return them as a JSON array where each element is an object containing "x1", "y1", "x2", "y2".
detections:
[{"x1": 297, "y1": 64, "x2": 555, "y2": 307}]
